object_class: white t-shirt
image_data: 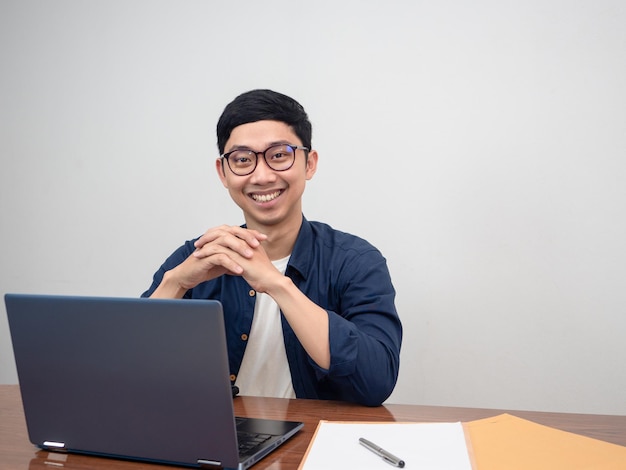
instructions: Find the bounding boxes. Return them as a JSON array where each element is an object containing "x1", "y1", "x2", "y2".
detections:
[{"x1": 235, "y1": 256, "x2": 296, "y2": 398}]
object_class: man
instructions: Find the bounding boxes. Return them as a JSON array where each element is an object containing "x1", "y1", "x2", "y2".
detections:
[{"x1": 143, "y1": 89, "x2": 402, "y2": 406}]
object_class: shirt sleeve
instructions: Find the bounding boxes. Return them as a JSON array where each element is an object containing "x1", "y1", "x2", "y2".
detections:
[{"x1": 312, "y1": 248, "x2": 403, "y2": 406}]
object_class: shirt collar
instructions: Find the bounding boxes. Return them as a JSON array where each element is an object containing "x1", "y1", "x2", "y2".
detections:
[{"x1": 286, "y1": 215, "x2": 311, "y2": 281}]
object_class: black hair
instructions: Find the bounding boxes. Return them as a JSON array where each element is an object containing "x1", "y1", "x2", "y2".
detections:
[{"x1": 216, "y1": 89, "x2": 312, "y2": 154}]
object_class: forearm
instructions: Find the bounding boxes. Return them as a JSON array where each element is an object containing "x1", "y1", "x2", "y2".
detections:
[
  {"x1": 266, "y1": 275, "x2": 331, "y2": 369},
  {"x1": 149, "y1": 269, "x2": 188, "y2": 299}
]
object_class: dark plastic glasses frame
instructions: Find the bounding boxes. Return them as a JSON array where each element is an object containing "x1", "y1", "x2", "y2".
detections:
[{"x1": 220, "y1": 144, "x2": 309, "y2": 176}]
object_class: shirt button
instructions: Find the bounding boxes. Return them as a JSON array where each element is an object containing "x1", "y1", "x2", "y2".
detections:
[
  {"x1": 230, "y1": 374, "x2": 236, "y2": 382},
  {"x1": 241, "y1": 333, "x2": 248, "y2": 341},
  {"x1": 248, "y1": 289, "x2": 256, "y2": 297}
]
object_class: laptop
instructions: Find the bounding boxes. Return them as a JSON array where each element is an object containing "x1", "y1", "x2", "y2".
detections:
[{"x1": 5, "y1": 293, "x2": 303, "y2": 469}]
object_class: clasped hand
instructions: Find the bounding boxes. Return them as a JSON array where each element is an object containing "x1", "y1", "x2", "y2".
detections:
[{"x1": 172, "y1": 225, "x2": 278, "y2": 293}]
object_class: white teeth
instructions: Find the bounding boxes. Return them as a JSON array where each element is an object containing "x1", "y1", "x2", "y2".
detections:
[{"x1": 252, "y1": 191, "x2": 281, "y2": 202}]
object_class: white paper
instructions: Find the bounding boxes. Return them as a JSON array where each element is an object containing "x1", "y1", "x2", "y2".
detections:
[{"x1": 299, "y1": 421, "x2": 472, "y2": 470}]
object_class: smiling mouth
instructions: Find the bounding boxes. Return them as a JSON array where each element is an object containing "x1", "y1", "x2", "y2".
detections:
[{"x1": 250, "y1": 190, "x2": 282, "y2": 203}]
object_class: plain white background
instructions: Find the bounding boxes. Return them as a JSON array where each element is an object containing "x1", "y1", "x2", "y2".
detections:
[{"x1": 1, "y1": 0, "x2": 625, "y2": 414}]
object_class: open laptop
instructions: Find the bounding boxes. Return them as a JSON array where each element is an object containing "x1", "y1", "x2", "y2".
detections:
[{"x1": 5, "y1": 293, "x2": 303, "y2": 469}]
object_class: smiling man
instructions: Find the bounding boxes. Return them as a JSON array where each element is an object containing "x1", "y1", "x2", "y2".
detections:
[{"x1": 142, "y1": 89, "x2": 402, "y2": 406}]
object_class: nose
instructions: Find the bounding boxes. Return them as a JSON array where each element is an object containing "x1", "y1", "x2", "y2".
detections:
[{"x1": 250, "y1": 154, "x2": 277, "y2": 182}]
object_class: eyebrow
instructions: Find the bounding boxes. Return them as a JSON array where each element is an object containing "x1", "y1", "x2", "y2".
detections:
[{"x1": 225, "y1": 141, "x2": 296, "y2": 154}]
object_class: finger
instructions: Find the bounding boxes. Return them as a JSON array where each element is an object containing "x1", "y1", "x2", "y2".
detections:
[
  {"x1": 228, "y1": 227, "x2": 268, "y2": 247},
  {"x1": 205, "y1": 252, "x2": 244, "y2": 275},
  {"x1": 193, "y1": 225, "x2": 232, "y2": 248},
  {"x1": 193, "y1": 237, "x2": 252, "y2": 260},
  {"x1": 195, "y1": 226, "x2": 266, "y2": 256}
]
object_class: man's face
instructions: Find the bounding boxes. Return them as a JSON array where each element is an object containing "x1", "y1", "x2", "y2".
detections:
[{"x1": 216, "y1": 120, "x2": 317, "y2": 230}]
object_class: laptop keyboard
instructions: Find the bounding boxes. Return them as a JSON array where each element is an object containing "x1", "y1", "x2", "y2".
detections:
[{"x1": 237, "y1": 431, "x2": 272, "y2": 457}]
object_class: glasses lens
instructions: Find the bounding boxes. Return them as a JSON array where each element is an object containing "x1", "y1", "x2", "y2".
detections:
[
  {"x1": 227, "y1": 150, "x2": 256, "y2": 175},
  {"x1": 264, "y1": 145, "x2": 296, "y2": 171}
]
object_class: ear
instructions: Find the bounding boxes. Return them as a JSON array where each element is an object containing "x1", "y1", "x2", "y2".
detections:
[
  {"x1": 305, "y1": 150, "x2": 318, "y2": 181},
  {"x1": 215, "y1": 158, "x2": 229, "y2": 188}
]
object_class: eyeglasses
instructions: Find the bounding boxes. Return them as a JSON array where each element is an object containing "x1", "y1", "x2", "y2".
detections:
[{"x1": 221, "y1": 144, "x2": 309, "y2": 176}]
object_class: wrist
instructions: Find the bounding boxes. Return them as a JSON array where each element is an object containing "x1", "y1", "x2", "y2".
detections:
[
  {"x1": 151, "y1": 270, "x2": 188, "y2": 299},
  {"x1": 264, "y1": 274, "x2": 294, "y2": 300}
]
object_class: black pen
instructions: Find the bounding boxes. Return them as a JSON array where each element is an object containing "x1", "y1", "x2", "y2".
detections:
[{"x1": 359, "y1": 437, "x2": 405, "y2": 468}]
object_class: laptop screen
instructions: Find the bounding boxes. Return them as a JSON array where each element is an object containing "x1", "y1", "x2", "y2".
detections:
[{"x1": 6, "y1": 294, "x2": 242, "y2": 468}]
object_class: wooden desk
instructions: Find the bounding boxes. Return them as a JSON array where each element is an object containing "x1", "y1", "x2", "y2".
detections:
[{"x1": 2, "y1": 384, "x2": 626, "y2": 469}]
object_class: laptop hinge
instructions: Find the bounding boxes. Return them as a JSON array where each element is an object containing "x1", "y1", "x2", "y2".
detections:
[
  {"x1": 43, "y1": 441, "x2": 67, "y2": 452},
  {"x1": 197, "y1": 459, "x2": 222, "y2": 468}
]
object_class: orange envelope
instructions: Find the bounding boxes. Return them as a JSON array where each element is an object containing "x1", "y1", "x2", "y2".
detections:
[{"x1": 465, "y1": 413, "x2": 626, "y2": 470}]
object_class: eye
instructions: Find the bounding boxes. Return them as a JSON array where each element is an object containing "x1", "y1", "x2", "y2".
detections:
[
  {"x1": 268, "y1": 145, "x2": 293, "y2": 161},
  {"x1": 230, "y1": 151, "x2": 254, "y2": 166}
]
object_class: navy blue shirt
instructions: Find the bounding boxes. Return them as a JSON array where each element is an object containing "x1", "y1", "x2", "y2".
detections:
[{"x1": 142, "y1": 217, "x2": 402, "y2": 406}]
